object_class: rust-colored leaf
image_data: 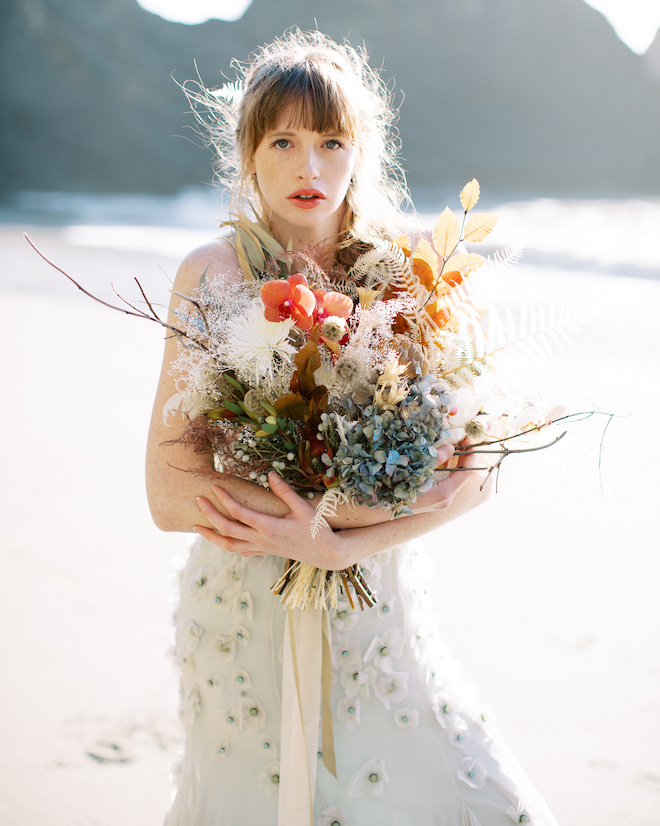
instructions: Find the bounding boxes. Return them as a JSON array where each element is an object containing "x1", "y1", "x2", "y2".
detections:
[
  {"x1": 441, "y1": 270, "x2": 464, "y2": 288},
  {"x1": 432, "y1": 207, "x2": 460, "y2": 259},
  {"x1": 294, "y1": 340, "x2": 321, "y2": 397},
  {"x1": 412, "y1": 238, "x2": 439, "y2": 290},
  {"x1": 459, "y1": 179, "x2": 480, "y2": 211},
  {"x1": 274, "y1": 393, "x2": 308, "y2": 420},
  {"x1": 294, "y1": 340, "x2": 321, "y2": 373},
  {"x1": 463, "y1": 213, "x2": 498, "y2": 243}
]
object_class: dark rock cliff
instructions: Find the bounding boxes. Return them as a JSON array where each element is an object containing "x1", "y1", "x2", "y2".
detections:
[{"x1": 1, "y1": 0, "x2": 659, "y2": 197}]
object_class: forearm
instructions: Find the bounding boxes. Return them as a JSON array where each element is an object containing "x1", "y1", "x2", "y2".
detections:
[
  {"x1": 146, "y1": 436, "x2": 398, "y2": 533},
  {"x1": 338, "y1": 470, "x2": 491, "y2": 561}
]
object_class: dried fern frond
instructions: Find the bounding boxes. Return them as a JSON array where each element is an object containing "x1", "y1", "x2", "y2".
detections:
[
  {"x1": 350, "y1": 241, "x2": 407, "y2": 292},
  {"x1": 310, "y1": 487, "x2": 352, "y2": 538},
  {"x1": 483, "y1": 245, "x2": 524, "y2": 276},
  {"x1": 441, "y1": 303, "x2": 590, "y2": 386}
]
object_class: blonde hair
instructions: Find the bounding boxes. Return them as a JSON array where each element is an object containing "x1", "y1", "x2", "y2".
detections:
[{"x1": 185, "y1": 29, "x2": 409, "y2": 251}]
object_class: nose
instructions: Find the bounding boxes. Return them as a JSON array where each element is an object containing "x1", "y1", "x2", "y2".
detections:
[{"x1": 297, "y1": 146, "x2": 320, "y2": 180}]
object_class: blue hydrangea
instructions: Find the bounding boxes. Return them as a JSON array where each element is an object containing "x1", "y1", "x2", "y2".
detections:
[{"x1": 322, "y1": 377, "x2": 451, "y2": 516}]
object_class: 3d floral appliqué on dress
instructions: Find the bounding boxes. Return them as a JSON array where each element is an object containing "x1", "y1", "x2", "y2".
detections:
[{"x1": 166, "y1": 536, "x2": 558, "y2": 826}]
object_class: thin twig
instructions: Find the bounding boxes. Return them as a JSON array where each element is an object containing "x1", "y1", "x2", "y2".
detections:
[{"x1": 24, "y1": 232, "x2": 209, "y2": 351}]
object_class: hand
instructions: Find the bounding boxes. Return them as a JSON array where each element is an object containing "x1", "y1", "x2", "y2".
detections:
[
  {"x1": 194, "y1": 473, "x2": 357, "y2": 570},
  {"x1": 410, "y1": 440, "x2": 480, "y2": 515}
]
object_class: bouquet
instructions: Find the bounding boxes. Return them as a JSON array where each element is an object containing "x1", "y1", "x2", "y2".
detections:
[
  {"x1": 26, "y1": 179, "x2": 593, "y2": 612},
  {"x1": 160, "y1": 180, "x2": 570, "y2": 610}
]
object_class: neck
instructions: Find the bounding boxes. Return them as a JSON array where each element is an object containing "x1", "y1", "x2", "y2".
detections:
[
  {"x1": 272, "y1": 226, "x2": 342, "y2": 270},
  {"x1": 263, "y1": 206, "x2": 348, "y2": 264}
]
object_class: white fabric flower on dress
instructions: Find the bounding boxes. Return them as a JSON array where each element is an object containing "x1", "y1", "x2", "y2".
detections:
[
  {"x1": 231, "y1": 669, "x2": 252, "y2": 691},
  {"x1": 220, "y1": 706, "x2": 241, "y2": 733},
  {"x1": 211, "y1": 633, "x2": 237, "y2": 663},
  {"x1": 190, "y1": 568, "x2": 210, "y2": 599},
  {"x1": 210, "y1": 741, "x2": 229, "y2": 760},
  {"x1": 376, "y1": 596, "x2": 397, "y2": 620},
  {"x1": 506, "y1": 800, "x2": 535, "y2": 823},
  {"x1": 448, "y1": 717, "x2": 470, "y2": 749},
  {"x1": 458, "y1": 756, "x2": 487, "y2": 789},
  {"x1": 432, "y1": 692, "x2": 457, "y2": 729},
  {"x1": 394, "y1": 708, "x2": 419, "y2": 728},
  {"x1": 364, "y1": 627, "x2": 404, "y2": 672},
  {"x1": 233, "y1": 590, "x2": 254, "y2": 621},
  {"x1": 374, "y1": 672, "x2": 409, "y2": 710},
  {"x1": 238, "y1": 696, "x2": 267, "y2": 733},
  {"x1": 332, "y1": 634, "x2": 362, "y2": 669},
  {"x1": 475, "y1": 704, "x2": 497, "y2": 736},
  {"x1": 210, "y1": 556, "x2": 247, "y2": 596},
  {"x1": 336, "y1": 697, "x2": 361, "y2": 730},
  {"x1": 317, "y1": 804, "x2": 349, "y2": 826},
  {"x1": 359, "y1": 552, "x2": 385, "y2": 590},
  {"x1": 205, "y1": 674, "x2": 226, "y2": 693},
  {"x1": 211, "y1": 590, "x2": 232, "y2": 612},
  {"x1": 259, "y1": 735, "x2": 278, "y2": 759},
  {"x1": 331, "y1": 600, "x2": 360, "y2": 632},
  {"x1": 258, "y1": 760, "x2": 281, "y2": 795},
  {"x1": 231, "y1": 624, "x2": 251, "y2": 647},
  {"x1": 180, "y1": 620, "x2": 204, "y2": 653},
  {"x1": 346, "y1": 758, "x2": 390, "y2": 798},
  {"x1": 183, "y1": 686, "x2": 201, "y2": 725},
  {"x1": 340, "y1": 665, "x2": 376, "y2": 699}
]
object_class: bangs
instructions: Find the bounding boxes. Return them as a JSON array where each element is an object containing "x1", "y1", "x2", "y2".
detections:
[{"x1": 248, "y1": 60, "x2": 359, "y2": 149}]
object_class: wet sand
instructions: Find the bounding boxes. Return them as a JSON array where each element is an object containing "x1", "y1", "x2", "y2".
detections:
[{"x1": 1, "y1": 202, "x2": 659, "y2": 825}]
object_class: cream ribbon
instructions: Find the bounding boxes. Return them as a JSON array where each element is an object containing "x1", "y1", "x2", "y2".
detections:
[{"x1": 278, "y1": 607, "x2": 336, "y2": 826}]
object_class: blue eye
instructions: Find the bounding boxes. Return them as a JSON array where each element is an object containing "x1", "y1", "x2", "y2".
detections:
[
  {"x1": 273, "y1": 138, "x2": 290, "y2": 149},
  {"x1": 324, "y1": 139, "x2": 342, "y2": 149}
]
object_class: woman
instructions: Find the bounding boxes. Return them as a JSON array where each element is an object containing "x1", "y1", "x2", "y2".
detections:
[{"x1": 146, "y1": 29, "x2": 558, "y2": 826}]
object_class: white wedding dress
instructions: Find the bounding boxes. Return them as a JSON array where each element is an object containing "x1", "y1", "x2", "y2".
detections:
[{"x1": 165, "y1": 535, "x2": 558, "y2": 826}]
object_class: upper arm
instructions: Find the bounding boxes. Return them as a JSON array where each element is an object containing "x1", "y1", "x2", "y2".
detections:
[{"x1": 145, "y1": 239, "x2": 241, "y2": 500}]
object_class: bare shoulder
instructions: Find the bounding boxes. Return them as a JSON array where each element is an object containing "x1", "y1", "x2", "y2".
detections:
[{"x1": 173, "y1": 237, "x2": 241, "y2": 295}]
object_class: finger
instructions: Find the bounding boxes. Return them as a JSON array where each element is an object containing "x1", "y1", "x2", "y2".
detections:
[
  {"x1": 193, "y1": 524, "x2": 246, "y2": 551},
  {"x1": 454, "y1": 440, "x2": 479, "y2": 470},
  {"x1": 196, "y1": 496, "x2": 256, "y2": 541},
  {"x1": 267, "y1": 472, "x2": 312, "y2": 515},
  {"x1": 193, "y1": 523, "x2": 267, "y2": 557},
  {"x1": 435, "y1": 443, "x2": 455, "y2": 468},
  {"x1": 210, "y1": 486, "x2": 273, "y2": 529},
  {"x1": 431, "y1": 463, "x2": 473, "y2": 506}
]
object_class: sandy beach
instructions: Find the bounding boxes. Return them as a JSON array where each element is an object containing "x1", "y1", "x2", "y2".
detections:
[{"x1": 1, "y1": 193, "x2": 659, "y2": 825}]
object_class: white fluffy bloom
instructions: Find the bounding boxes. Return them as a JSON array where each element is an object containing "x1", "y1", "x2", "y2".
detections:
[{"x1": 224, "y1": 301, "x2": 296, "y2": 385}]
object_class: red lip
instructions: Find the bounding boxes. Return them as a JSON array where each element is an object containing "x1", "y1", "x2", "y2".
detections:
[{"x1": 288, "y1": 189, "x2": 326, "y2": 209}]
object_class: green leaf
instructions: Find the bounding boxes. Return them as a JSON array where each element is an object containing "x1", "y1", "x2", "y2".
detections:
[
  {"x1": 223, "y1": 400, "x2": 245, "y2": 415},
  {"x1": 261, "y1": 401, "x2": 279, "y2": 417},
  {"x1": 223, "y1": 374, "x2": 245, "y2": 393}
]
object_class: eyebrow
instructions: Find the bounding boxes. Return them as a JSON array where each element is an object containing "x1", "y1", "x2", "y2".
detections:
[{"x1": 268, "y1": 129, "x2": 345, "y2": 138}]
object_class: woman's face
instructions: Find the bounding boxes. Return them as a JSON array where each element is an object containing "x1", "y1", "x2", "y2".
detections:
[{"x1": 247, "y1": 107, "x2": 359, "y2": 247}]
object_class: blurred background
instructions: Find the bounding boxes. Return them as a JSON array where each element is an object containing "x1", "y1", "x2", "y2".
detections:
[{"x1": 1, "y1": 1, "x2": 659, "y2": 825}]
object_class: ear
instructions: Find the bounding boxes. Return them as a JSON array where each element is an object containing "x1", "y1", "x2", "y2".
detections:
[{"x1": 246, "y1": 156, "x2": 256, "y2": 174}]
